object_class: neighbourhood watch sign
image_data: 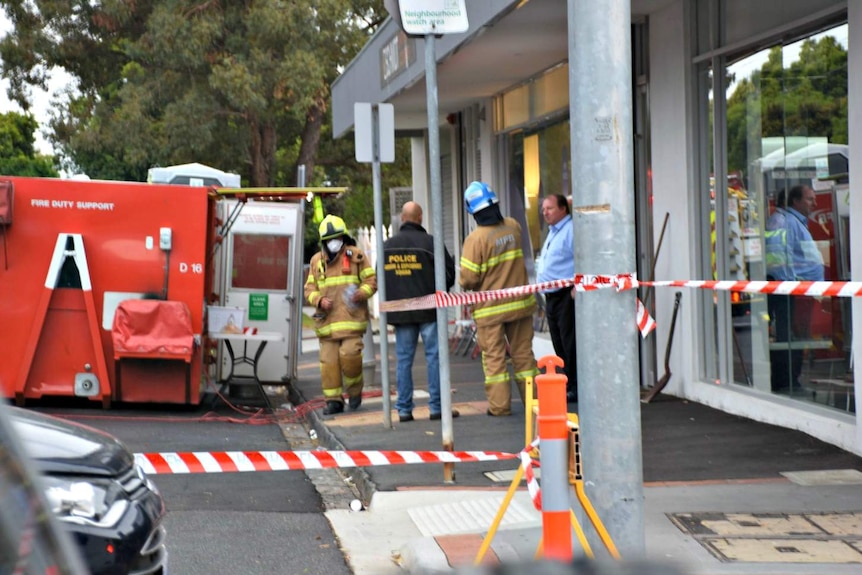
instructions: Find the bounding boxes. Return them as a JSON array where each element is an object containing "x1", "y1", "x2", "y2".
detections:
[{"x1": 398, "y1": 0, "x2": 468, "y2": 35}]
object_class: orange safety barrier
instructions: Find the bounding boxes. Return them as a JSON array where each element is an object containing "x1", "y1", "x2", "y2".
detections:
[{"x1": 535, "y1": 355, "x2": 572, "y2": 561}]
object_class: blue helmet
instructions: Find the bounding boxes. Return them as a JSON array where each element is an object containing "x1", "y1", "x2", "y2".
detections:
[{"x1": 463, "y1": 181, "x2": 499, "y2": 215}]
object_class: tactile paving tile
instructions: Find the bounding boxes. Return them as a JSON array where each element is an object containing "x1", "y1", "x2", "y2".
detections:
[{"x1": 407, "y1": 496, "x2": 540, "y2": 537}]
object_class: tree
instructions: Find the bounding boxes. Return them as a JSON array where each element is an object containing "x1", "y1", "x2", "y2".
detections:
[
  {"x1": 1, "y1": 0, "x2": 414, "y2": 266},
  {"x1": 0, "y1": 111, "x2": 58, "y2": 176},
  {"x1": 726, "y1": 35, "x2": 848, "y2": 175},
  {"x1": 0, "y1": 1, "x2": 386, "y2": 186}
]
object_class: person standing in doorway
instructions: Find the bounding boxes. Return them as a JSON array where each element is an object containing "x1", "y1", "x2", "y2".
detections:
[
  {"x1": 460, "y1": 181, "x2": 539, "y2": 416},
  {"x1": 304, "y1": 214, "x2": 377, "y2": 415},
  {"x1": 537, "y1": 194, "x2": 578, "y2": 403},
  {"x1": 765, "y1": 184, "x2": 825, "y2": 393},
  {"x1": 383, "y1": 201, "x2": 458, "y2": 422}
]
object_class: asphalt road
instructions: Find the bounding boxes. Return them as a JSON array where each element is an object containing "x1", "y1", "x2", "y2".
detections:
[{"x1": 35, "y1": 396, "x2": 353, "y2": 575}]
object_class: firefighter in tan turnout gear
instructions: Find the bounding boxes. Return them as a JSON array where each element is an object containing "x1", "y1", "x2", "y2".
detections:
[
  {"x1": 305, "y1": 214, "x2": 377, "y2": 415},
  {"x1": 459, "y1": 182, "x2": 539, "y2": 416}
]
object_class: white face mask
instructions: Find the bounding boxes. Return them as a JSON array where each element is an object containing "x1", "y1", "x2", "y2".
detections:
[{"x1": 325, "y1": 238, "x2": 344, "y2": 253}]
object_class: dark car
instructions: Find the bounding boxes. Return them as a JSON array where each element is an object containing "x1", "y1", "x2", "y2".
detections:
[
  {"x1": 8, "y1": 406, "x2": 168, "y2": 575},
  {"x1": 0, "y1": 402, "x2": 90, "y2": 575}
]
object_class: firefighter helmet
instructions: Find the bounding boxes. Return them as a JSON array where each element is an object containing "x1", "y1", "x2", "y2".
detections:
[
  {"x1": 464, "y1": 181, "x2": 499, "y2": 215},
  {"x1": 318, "y1": 214, "x2": 347, "y2": 241}
]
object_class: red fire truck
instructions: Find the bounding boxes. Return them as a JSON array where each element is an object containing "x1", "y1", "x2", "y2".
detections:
[{"x1": 0, "y1": 174, "x2": 340, "y2": 407}]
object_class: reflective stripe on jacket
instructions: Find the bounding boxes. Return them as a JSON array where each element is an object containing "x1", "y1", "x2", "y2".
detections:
[
  {"x1": 459, "y1": 217, "x2": 536, "y2": 326},
  {"x1": 304, "y1": 245, "x2": 377, "y2": 339}
]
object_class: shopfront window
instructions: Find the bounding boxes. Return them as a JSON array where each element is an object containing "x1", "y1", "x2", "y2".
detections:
[
  {"x1": 713, "y1": 23, "x2": 851, "y2": 412},
  {"x1": 506, "y1": 120, "x2": 572, "y2": 270}
]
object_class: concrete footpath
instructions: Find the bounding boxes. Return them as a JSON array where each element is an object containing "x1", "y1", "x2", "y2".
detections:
[{"x1": 287, "y1": 327, "x2": 862, "y2": 575}]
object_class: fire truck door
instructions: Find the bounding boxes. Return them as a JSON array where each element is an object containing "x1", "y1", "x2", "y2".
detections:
[{"x1": 219, "y1": 201, "x2": 303, "y2": 384}]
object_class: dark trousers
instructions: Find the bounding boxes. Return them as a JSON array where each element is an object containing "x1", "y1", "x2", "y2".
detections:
[
  {"x1": 545, "y1": 289, "x2": 577, "y2": 394},
  {"x1": 768, "y1": 293, "x2": 814, "y2": 393}
]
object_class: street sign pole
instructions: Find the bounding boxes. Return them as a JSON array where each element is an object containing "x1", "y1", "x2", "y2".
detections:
[
  {"x1": 423, "y1": 33, "x2": 456, "y2": 483},
  {"x1": 355, "y1": 103, "x2": 395, "y2": 429},
  {"x1": 371, "y1": 107, "x2": 392, "y2": 429},
  {"x1": 385, "y1": 0, "x2": 469, "y2": 483}
]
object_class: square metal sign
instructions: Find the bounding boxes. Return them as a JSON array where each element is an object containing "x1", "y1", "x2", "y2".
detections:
[
  {"x1": 398, "y1": 0, "x2": 468, "y2": 35},
  {"x1": 354, "y1": 103, "x2": 395, "y2": 164}
]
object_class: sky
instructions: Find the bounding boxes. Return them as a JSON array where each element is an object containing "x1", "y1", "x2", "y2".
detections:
[
  {"x1": 0, "y1": 15, "x2": 72, "y2": 155},
  {"x1": 726, "y1": 23, "x2": 848, "y2": 95}
]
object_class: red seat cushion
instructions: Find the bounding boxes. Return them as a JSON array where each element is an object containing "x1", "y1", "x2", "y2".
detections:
[{"x1": 112, "y1": 300, "x2": 194, "y2": 358}]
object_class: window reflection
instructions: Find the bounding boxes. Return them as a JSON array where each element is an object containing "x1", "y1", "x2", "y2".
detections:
[
  {"x1": 507, "y1": 121, "x2": 571, "y2": 273},
  {"x1": 719, "y1": 24, "x2": 852, "y2": 412}
]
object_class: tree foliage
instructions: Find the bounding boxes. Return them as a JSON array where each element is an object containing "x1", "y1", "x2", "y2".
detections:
[
  {"x1": 0, "y1": 0, "x2": 388, "y2": 187},
  {"x1": 1, "y1": 0, "x2": 418, "y2": 262},
  {"x1": 726, "y1": 35, "x2": 848, "y2": 174},
  {"x1": 0, "y1": 111, "x2": 58, "y2": 176}
]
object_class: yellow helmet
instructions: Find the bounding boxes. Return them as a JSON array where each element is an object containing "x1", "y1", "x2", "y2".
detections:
[{"x1": 318, "y1": 214, "x2": 347, "y2": 241}]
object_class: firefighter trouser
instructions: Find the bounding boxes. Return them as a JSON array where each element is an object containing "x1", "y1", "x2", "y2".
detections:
[
  {"x1": 318, "y1": 336, "x2": 364, "y2": 403},
  {"x1": 476, "y1": 315, "x2": 539, "y2": 416}
]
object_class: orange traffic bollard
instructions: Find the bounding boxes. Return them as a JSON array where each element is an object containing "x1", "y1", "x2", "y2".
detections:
[{"x1": 535, "y1": 354, "x2": 572, "y2": 562}]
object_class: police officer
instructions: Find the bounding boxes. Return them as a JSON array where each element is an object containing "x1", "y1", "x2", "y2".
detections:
[
  {"x1": 383, "y1": 202, "x2": 457, "y2": 422},
  {"x1": 460, "y1": 182, "x2": 539, "y2": 416},
  {"x1": 304, "y1": 214, "x2": 377, "y2": 415}
]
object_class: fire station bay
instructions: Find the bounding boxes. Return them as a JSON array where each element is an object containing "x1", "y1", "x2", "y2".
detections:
[{"x1": 331, "y1": 1, "x2": 862, "y2": 455}]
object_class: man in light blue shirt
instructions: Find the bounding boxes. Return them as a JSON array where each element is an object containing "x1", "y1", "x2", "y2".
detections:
[{"x1": 536, "y1": 194, "x2": 577, "y2": 402}]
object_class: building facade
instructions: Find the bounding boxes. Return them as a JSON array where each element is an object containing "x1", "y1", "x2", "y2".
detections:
[{"x1": 331, "y1": 0, "x2": 862, "y2": 455}]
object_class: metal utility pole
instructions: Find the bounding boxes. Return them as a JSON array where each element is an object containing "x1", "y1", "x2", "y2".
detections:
[{"x1": 568, "y1": 0, "x2": 645, "y2": 554}]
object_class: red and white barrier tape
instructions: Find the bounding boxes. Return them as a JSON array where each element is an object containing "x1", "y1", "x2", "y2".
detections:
[
  {"x1": 380, "y1": 275, "x2": 633, "y2": 314},
  {"x1": 381, "y1": 274, "x2": 653, "y2": 337},
  {"x1": 382, "y1": 275, "x2": 862, "y2": 314},
  {"x1": 380, "y1": 275, "x2": 862, "y2": 338},
  {"x1": 134, "y1": 449, "x2": 517, "y2": 475},
  {"x1": 520, "y1": 439, "x2": 542, "y2": 510},
  {"x1": 636, "y1": 298, "x2": 656, "y2": 337},
  {"x1": 646, "y1": 279, "x2": 862, "y2": 297}
]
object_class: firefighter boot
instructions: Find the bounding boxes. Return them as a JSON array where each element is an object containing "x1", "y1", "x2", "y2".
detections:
[
  {"x1": 319, "y1": 347, "x2": 345, "y2": 414},
  {"x1": 323, "y1": 401, "x2": 344, "y2": 415},
  {"x1": 340, "y1": 339, "x2": 365, "y2": 411}
]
